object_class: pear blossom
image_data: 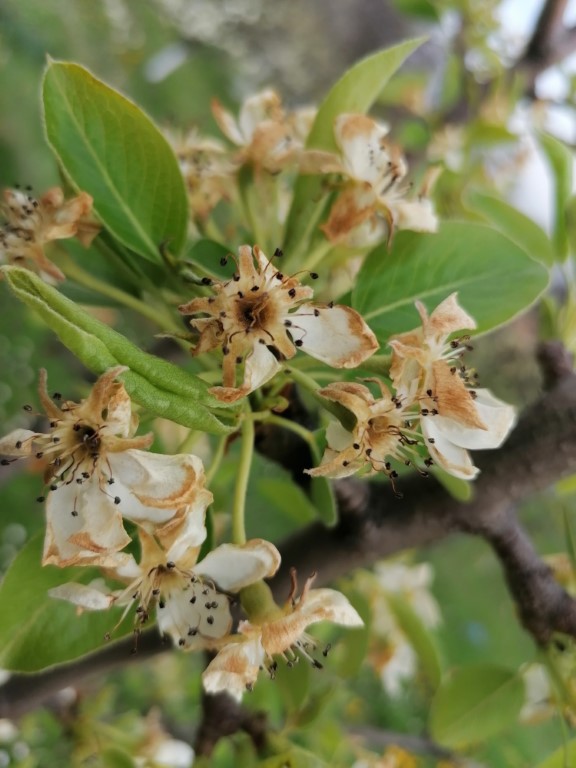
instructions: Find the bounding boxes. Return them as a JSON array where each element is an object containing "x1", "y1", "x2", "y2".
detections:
[
  {"x1": 301, "y1": 114, "x2": 438, "y2": 246},
  {"x1": 202, "y1": 571, "x2": 363, "y2": 700},
  {"x1": 306, "y1": 379, "x2": 426, "y2": 492},
  {"x1": 0, "y1": 367, "x2": 211, "y2": 567},
  {"x1": 50, "y1": 529, "x2": 281, "y2": 651},
  {"x1": 178, "y1": 244, "x2": 378, "y2": 402},
  {"x1": 389, "y1": 293, "x2": 516, "y2": 480},
  {"x1": 166, "y1": 128, "x2": 237, "y2": 219},
  {"x1": 212, "y1": 89, "x2": 304, "y2": 173},
  {"x1": 0, "y1": 186, "x2": 99, "y2": 281}
]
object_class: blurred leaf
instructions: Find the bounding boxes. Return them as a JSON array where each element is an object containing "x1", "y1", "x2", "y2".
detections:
[
  {"x1": 186, "y1": 238, "x2": 234, "y2": 279},
  {"x1": 538, "y1": 132, "x2": 573, "y2": 261},
  {"x1": 310, "y1": 475, "x2": 337, "y2": 527},
  {"x1": 465, "y1": 189, "x2": 555, "y2": 266},
  {"x1": 260, "y1": 747, "x2": 329, "y2": 768},
  {"x1": 43, "y1": 61, "x2": 188, "y2": 263},
  {"x1": 284, "y1": 37, "x2": 425, "y2": 257},
  {"x1": 101, "y1": 748, "x2": 137, "y2": 768},
  {"x1": 295, "y1": 683, "x2": 337, "y2": 727},
  {"x1": 562, "y1": 507, "x2": 576, "y2": 575},
  {"x1": 274, "y1": 654, "x2": 312, "y2": 714},
  {"x1": 565, "y1": 194, "x2": 576, "y2": 258},
  {"x1": 390, "y1": 0, "x2": 438, "y2": 19},
  {"x1": 432, "y1": 467, "x2": 473, "y2": 502},
  {"x1": 0, "y1": 532, "x2": 128, "y2": 671},
  {"x1": 2, "y1": 266, "x2": 238, "y2": 434},
  {"x1": 352, "y1": 222, "x2": 549, "y2": 341},
  {"x1": 429, "y1": 664, "x2": 524, "y2": 748},
  {"x1": 335, "y1": 590, "x2": 370, "y2": 679},
  {"x1": 466, "y1": 122, "x2": 517, "y2": 147},
  {"x1": 387, "y1": 593, "x2": 442, "y2": 690},
  {"x1": 535, "y1": 738, "x2": 576, "y2": 768}
]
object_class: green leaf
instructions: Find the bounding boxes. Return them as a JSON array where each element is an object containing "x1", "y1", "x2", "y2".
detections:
[
  {"x1": 429, "y1": 664, "x2": 525, "y2": 748},
  {"x1": 284, "y1": 38, "x2": 425, "y2": 258},
  {"x1": 538, "y1": 132, "x2": 573, "y2": 261},
  {"x1": 310, "y1": 476, "x2": 337, "y2": 527},
  {"x1": 2, "y1": 266, "x2": 238, "y2": 434},
  {"x1": 465, "y1": 189, "x2": 555, "y2": 266},
  {"x1": 352, "y1": 222, "x2": 549, "y2": 341},
  {"x1": 0, "y1": 532, "x2": 128, "y2": 671},
  {"x1": 535, "y1": 738, "x2": 576, "y2": 767},
  {"x1": 43, "y1": 61, "x2": 188, "y2": 262},
  {"x1": 101, "y1": 749, "x2": 137, "y2": 768},
  {"x1": 432, "y1": 467, "x2": 473, "y2": 502},
  {"x1": 274, "y1": 654, "x2": 311, "y2": 714},
  {"x1": 390, "y1": 0, "x2": 438, "y2": 19},
  {"x1": 387, "y1": 593, "x2": 442, "y2": 690}
]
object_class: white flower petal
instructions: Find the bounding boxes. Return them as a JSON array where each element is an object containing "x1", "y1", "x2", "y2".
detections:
[
  {"x1": 423, "y1": 419, "x2": 479, "y2": 480},
  {"x1": 202, "y1": 638, "x2": 264, "y2": 700},
  {"x1": 299, "y1": 588, "x2": 364, "y2": 628},
  {"x1": 0, "y1": 429, "x2": 38, "y2": 457},
  {"x1": 430, "y1": 390, "x2": 516, "y2": 451},
  {"x1": 335, "y1": 114, "x2": 390, "y2": 184},
  {"x1": 389, "y1": 198, "x2": 438, "y2": 233},
  {"x1": 107, "y1": 450, "x2": 210, "y2": 525},
  {"x1": 194, "y1": 539, "x2": 281, "y2": 592},
  {"x1": 292, "y1": 304, "x2": 378, "y2": 368},
  {"x1": 48, "y1": 582, "x2": 114, "y2": 611},
  {"x1": 325, "y1": 420, "x2": 354, "y2": 452},
  {"x1": 163, "y1": 499, "x2": 209, "y2": 563},
  {"x1": 43, "y1": 477, "x2": 131, "y2": 567}
]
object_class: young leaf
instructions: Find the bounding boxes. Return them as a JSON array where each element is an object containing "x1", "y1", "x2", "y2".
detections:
[
  {"x1": 538, "y1": 131, "x2": 573, "y2": 262},
  {"x1": 43, "y1": 61, "x2": 188, "y2": 263},
  {"x1": 352, "y1": 222, "x2": 549, "y2": 341},
  {"x1": 0, "y1": 532, "x2": 128, "y2": 671},
  {"x1": 2, "y1": 266, "x2": 238, "y2": 434},
  {"x1": 535, "y1": 738, "x2": 576, "y2": 768},
  {"x1": 429, "y1": 664, "x2": 525, "y2": 748},
  {"x1": 465, "y1": 189, "x2": 555, "y2": 267},
  {"x1": 284, "y1": 38, "x2": 425, "y2": 257}
]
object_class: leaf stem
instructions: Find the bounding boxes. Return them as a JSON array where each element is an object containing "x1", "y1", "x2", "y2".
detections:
[
  {"x1": 206, "y1": 434, "x2": 228, "y2": 487},
  {"x1": 232, "y1": 409, "x2": 254, "y2": 545},
  {"x1": 54, "y1": 251, "x2": 180, "y2": 334}
]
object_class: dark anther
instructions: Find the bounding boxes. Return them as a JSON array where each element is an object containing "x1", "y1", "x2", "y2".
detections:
[
  {"x1": 310, "y1": 272, "x2": 319, "y2": 280},
  {"x1": 314, "y1": 309, "x2": 320, "y2": 317},
  {"x1": 284, "y1": 320, "x2": 292, "y2": 327},
  {"x1": 158, "y1": 600, "x2": 165, "y2": 609},
  {"x1": 36, "y1": 496, "x2": 45, "y2": 503},
  {"x1": 15, "y1": 441, "x2": 22, "y2": 449},
  {"x1": 167, "y1": 561, "x2": 176, "y2": 569},
  {"x1": 275, "y1": 272, "x2": 284, "y2": 280},
  {"x1": 237, "y1": 291, "x2": 244, "y2": 298},
  {"x1": 71, "y1": 510, "x2": 78, "y2": 517},
  {"x1": 223, "y1": 345, "x2": 230, "y2": 355},
  {"x1": 251, "y1": 285, "x2": 259, "y2": 292},
  {"x1": 178, "y1": 638, "x2": 186, "y2": 647},
  {"x1": 108, "y1": 478, "x2": 114, "y2": 485},
  {"x1": 295, "y1": 339, "x2": 303, "y2": 347},
  {"x1": 188, "y1": 628, "x2": 198, "y2": 636},
  {"x1": 49, "y1": 484, "x2": 58, "y2": 491},
  {"x1": 23, "y1": 404, "x2": 33, "y2": 412},
  {"x1": 201, "y1": 277, "x2": 213, "y2": 285},
  {"x1": 312, "y1": 659, "x2": 323, "y2": 669},
  {"x1": 353, "y1": 443, "x2": 360, "y2": 450},
  {"x1": 274, "y1": 247, "x2": 283, "y2": 257},
  {"x1": 328, "y1": 301, "x2": 334, "y2": 308},
  {"x1": 288, "y1": 288, "x2": 296, "y2": 298},
  {"x1": 207, "y1": 616, "x2": 214, "y2": 625},
  {"x1": 53, "y1": 392, "x2": 62, "y2": 400},
  {"x1": 190, "y1": 596, "x2": 197, "y2": 604},
  {"x1": 35, "y1": 452, "x2": 44, "y2": 459},
  {"x1": 220, "y1": 256, "x2": 229, "y2": 266},
  {"x1": 52, "y1": 436, "x2": 60, "y2": 443},
  {"x1": 113, "y1": 496, "x2": 121, "y2": 505}
]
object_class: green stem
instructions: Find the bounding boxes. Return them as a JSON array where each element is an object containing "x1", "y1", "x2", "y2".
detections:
[
  {"x1": 206, "y1": 434, "x2": 228, "y2": 487},
  {"x1": 300, "y1": 239, "x2": 333, "y2": 273},
  {"x1": 54, "y1": 251, "x2": 180, "y2": 334},
  {"x1": 232, "y1": 410, "x2": 254, "y2": 545},
  {"x1": 262, "y1": 413, "x2": 321, "y2": 463},
  {"x1": 282, "y1": 365, "x2": 321, "y2": 393}
]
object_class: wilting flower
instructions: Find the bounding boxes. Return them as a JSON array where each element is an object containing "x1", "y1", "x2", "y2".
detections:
[
  {"x1": 166, "y1": 128, "x2": 237, "y2": 220},
  {"x1": 301, "y1": 114, "x2": 438, "y2": 246},
  {"x1": 50, "y1": 529, "x2": 281, "y2": 651},
  {"x1": 389, "y1": 293, "x2": 516, "y2": 479},
  {"x1": 0, "y1": 186, "x2": 99, "y2": 281},
  {"x1": 306, "y1": 379, "x2": 426, "y2": 491},
  {"x1": 212, "y1": 89, "x2": 305, "y2": 173},
  {"x1": 0, "y1": 367, "x2": 210, "y2": 567},
  {"x1": 179, "y1": 244, "x2": 378, "y2": 402},
  {"x1": 202, "y1": 570, "x2": 363, "y2": 700}
]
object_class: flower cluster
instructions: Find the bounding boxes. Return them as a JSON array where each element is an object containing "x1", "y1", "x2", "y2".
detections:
[
  {"x1": 0, "y1": 186, "x2": 99, "y2": 281},
  {"x1": 0, "y1": 367, "x2": 363, "y2": 690},
  {"x1": 179, "y1": 244, "x2": 378, "y2": 402},
  {"x1": 308, "y1": 293, "x2": 516, "y2": 486},
  {"x1": 167, "y1": 91, "x2": 435, "y2": 245}
]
